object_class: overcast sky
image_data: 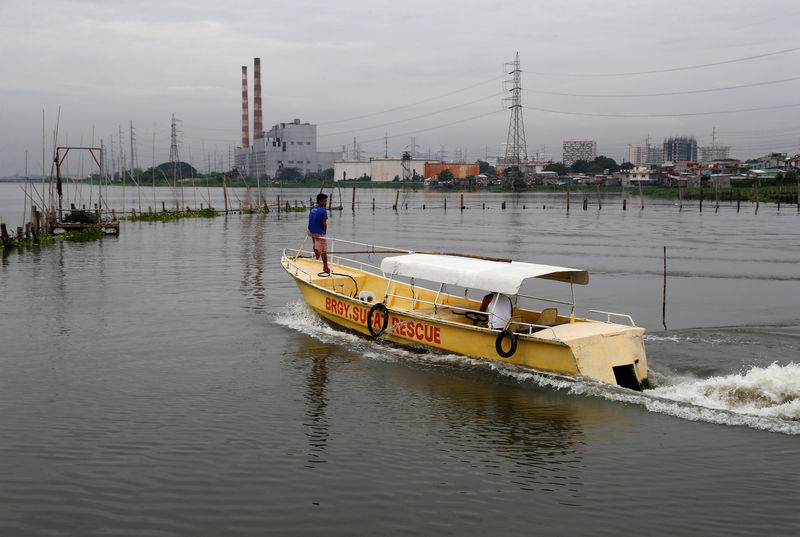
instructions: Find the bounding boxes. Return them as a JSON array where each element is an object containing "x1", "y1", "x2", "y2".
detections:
[{"x1": 1, "y1": 0, "x2": 799, "y2": 176}]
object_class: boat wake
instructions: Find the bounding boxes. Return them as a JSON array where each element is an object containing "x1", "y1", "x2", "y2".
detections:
[{"x1": 275, "y1": 301, "x2": 800, "y2": 435}]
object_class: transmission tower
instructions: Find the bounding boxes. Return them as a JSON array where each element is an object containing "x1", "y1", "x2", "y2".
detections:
[
  {"x1": 503, "y1": 52, "x2": 528, "y2": 170},
  {"x1": 169, "y1": 114, "x2": 183, "y2": 204}
]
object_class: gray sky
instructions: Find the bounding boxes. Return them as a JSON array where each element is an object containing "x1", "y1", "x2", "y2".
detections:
[{"x1": 1, "y1": 0, "x2": 799, "y2": 176}]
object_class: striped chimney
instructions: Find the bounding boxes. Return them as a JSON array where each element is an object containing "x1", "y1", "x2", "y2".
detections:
[
  {"x1": 253, "y1": 58, "x2": 263, "y2": 140},
  {"x1": 241, "y1": 66, "x2": 249, "y2": 148}
]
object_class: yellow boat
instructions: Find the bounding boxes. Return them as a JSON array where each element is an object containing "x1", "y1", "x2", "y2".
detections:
[{"x1": 282, "y1": 237, "x2": 649, "y2": 390}]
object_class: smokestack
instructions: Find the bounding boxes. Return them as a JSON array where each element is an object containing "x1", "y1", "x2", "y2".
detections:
[
  {"x1": 241, "y1": 66, "x2": 249, "y2": 149},
  {"x1": 253, "y1": 58, "x2": 263, "y2": 140}
]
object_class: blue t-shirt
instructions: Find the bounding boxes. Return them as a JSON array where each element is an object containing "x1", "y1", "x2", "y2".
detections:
[{"x1": 308, "y1": 205, "x2": 328, "y2": 235}]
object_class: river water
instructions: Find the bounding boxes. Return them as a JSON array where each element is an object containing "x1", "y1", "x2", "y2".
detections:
[{"x1": 1, "y1": 183, "x2": 799, "y2": 536}]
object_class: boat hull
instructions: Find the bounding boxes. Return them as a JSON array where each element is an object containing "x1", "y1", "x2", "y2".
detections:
[{"x1": 283, "y1": 255, "x2": 648, "y2": 390}]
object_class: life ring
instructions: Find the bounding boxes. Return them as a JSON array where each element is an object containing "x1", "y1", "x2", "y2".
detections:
[
  {"x1": 495, "y1": 329, "x2": 517, "y2": 358},
  {"x1": 358, "y1": 290, "x2": 376, "y2": 304},
  {"x1": 367, "y1": 303, "x2": 389, "y2": 338}
]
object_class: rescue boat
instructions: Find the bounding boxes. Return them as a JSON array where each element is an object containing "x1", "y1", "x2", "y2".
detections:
[{"x1": 281, "y1": 237, "x2": 649, "y2": 390}]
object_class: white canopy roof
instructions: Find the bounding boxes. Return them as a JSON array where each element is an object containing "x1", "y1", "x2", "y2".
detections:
[{"x1": 380, "y1": 254, "x2": 588, "y2": 295}]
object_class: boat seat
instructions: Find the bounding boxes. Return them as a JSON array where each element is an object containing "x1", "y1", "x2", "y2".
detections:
[{"x1": 537, "y1": 308, "x2": 558, "y2": 326}]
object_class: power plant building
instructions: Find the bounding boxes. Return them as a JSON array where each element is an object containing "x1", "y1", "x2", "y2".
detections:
[
  {"x1": 235, "y1": 119, "x2": 339, "y2": 178},
  {"x1": 235, "y1": 58, "x2": 339, "y2": 178}
]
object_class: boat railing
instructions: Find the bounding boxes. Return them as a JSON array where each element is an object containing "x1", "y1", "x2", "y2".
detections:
[
  {"x1": 282, "y1": 248, "x2": 316, "y2": 282},
  {"x1": 291, "y1": 236, "x2": 404, "y2": 276},
  {"x1": 586, "y1": 310, "x2": 637, "y2": 327}
]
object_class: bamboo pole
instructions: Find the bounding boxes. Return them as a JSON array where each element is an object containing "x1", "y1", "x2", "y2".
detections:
[
  {"x1": 222, "y1": 173, "x2": 229, "y2": 213},
  {"x1": 755, "y1": 181, "x2": 759, "y2": 215},
  {"x1": 638, "y1": 180, "x2": 644, "y2": 209},
  {"x1": 662, "y1": 246, "x2": 667, "y2": 330}
]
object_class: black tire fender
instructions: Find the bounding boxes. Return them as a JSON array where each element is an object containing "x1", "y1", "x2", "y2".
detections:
[
  {"x1": 495, "y1": 329, "x2": 518, "y2": 358},
  {"x1": 367, "y1": 303, "x2": 389, "y2": 338}
]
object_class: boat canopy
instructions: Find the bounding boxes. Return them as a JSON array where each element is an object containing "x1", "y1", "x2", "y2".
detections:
[{"x1": 380, "y1": 254, "x2": 589, "y2": 295}]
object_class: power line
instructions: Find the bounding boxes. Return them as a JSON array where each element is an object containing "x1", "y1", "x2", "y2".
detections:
[
  {"x1": 524, "y1": 102, "x2": 800, "y2": 118},
  {"x1": 527, "y1": 46, "x2": 800, "y2": 77},
  {"x1": 526, "y1": 76, "x2": 800, "y2": 98},
  {"x1": 318, "y1": 92, "x2": 502, "y2": 138},
  {"x1": 318, "y1": 74, "x2": 505, "y2": 126},
  {"x1": 319, "y1": 109, "x2": 506, "y2": 151}
]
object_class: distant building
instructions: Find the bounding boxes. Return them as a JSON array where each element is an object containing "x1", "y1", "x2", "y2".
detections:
[
  {"x1": 663, "y1": 136, "x2": 698, "y2": 163},
  {"x1": 698, "y1": 145, "x2": 731, "y2": 163},
  {"x1": 562, "y1": 139, "x2": 597, "y2": 166},
  {"x1": 629, "y1": 143, "x2": 648, "y2": 166},
  {"x1": 621, "y1": 166, "x2": 658, "y2": 187},
  {"x1": 234, "y1": 119, "x2": 340, "y2": 178}
]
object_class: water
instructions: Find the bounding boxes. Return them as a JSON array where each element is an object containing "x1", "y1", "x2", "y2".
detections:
[{"x1": 1, "y1": 184, "x2": 799, "y2": 536}]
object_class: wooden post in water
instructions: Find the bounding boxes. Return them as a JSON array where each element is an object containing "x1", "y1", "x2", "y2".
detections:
[
  {"x1": 699, "y1": 180, "x2": 704, "y2": 212},
  {"x1": 678, "y1": 185, "x2": 683, "y2": 210},
  {"x1": 351, "y1": 187, "x2": 355, "y2": 212},
  {"x1": 623, "y1": 198, "x2": 627, "y2": 211},
  {"x1": 501, "y1": 201, "x2": 506, "y2": 210},
  {"x1": 566, "y1": 179, "x2": 570, "y2": 212},
  {"x1": 582, "y1": 197, "x2": 587, "y2": 211},
  {"x1": 638, "y1": 180, "x2": 644, "y2": 210},
  {"x1": 777, "y1": 185, "x2": 781, "y2": 212},
  {"x1": 737, "y1": 188, "x2": 741, "y2": 212},
  {"x1": 596, "y1": 185, "x2": 602, "y2": 210},
  {"x1": 372, "y1": 198, "x2": 375, "y2": 212},
  {"x1": 393, "y1": 191, "x2": 399, "y2": 211},
  {"x1": 755, "y1": 181, "x2": 759, "y2": 215},
  {"x1": 162, "y1": 201, "x2": 166, "y2": 212},
  {"x1": 444, "y1": 197, "x2": 447, "y2": 211},
  {"x1": 222, "y1": 173, "x2": 229, "y2": 214},
  {"x1": 277, "y1": 195, "x2": 281, "y2": 214},
  {"x1": 0, "y1": 223, "x2": 10, "y2": 247},
  {"x1": 460, "y1": 194, "x2": 464, "y2": 211},
  {"x1": 662, "y1": 246, "x2": 667, "y2": 330}
]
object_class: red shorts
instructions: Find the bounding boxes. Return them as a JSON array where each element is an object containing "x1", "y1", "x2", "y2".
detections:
[{"x1": 309, "y1": 233, "x2": 327, "y2": 252}]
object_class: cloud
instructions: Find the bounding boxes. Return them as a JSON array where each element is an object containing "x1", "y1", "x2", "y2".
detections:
[{"x1": 1, "y1": 0, "x2": 799, "y2": 175}]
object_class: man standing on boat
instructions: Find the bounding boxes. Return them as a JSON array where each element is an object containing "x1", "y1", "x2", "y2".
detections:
[{"x1": 308, "y1": 193, "x2": 330, "y2": 274}]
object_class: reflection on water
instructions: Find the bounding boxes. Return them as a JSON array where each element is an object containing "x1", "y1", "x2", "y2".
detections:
[
  {"x1": 238, "y1": 215, "x2": 266, "y2": 313},
  {"x1": 297, "y1": 340, "x2": 333, "y2": 468}
]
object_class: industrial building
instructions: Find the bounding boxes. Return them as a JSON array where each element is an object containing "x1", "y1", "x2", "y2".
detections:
[
  {"x1": 334, "y1": 158, "x2": 440, "y2": 182},
  {"x1": 334, "y1": 159, "x2": 479, "y2": 183},
  {"x1": 234, "y1": 58, "x2": 339, "y2": 178},
  {"x1": 562, "y1": 139, "x2": 597, "y2": 166}
]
